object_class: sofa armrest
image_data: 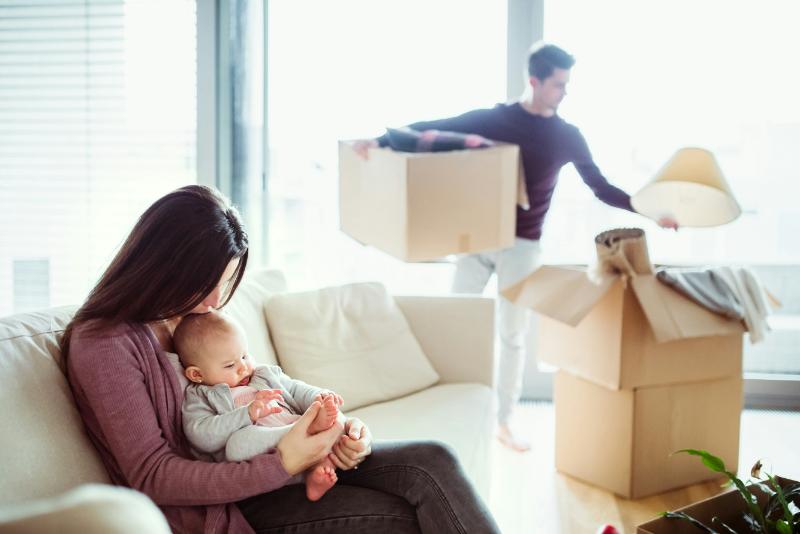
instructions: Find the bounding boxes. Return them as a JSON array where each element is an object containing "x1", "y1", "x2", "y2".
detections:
[
  {"x1": 394, "y1": 295, "x2": 494, "y2": 388},
  {"x1": 0, "y1": 484, "x2": 170, "y2": 534}
]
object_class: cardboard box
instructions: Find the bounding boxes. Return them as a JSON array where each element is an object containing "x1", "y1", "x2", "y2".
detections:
[
  {"x1": 503, "y1": 266, "x2": 745, "y2": 390},
  {"x1": 338, "y1": 141, "x2": 526, "y2": 262},
  {"x1": 637, "y1": 477, "x2": 799, "y2": 533},
  {"x1": 555, "y1": 371, "x2": 742, "y2": 499}
]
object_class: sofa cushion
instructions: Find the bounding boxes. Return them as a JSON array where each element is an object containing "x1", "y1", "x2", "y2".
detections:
[
  {"x1": 265, "y1": 282, "x2": 440, "y2": 411},
  {"x1": 0, "y1": 307, "x2": 111, "y2": 503},
  {"x1": 348, "y1": 382, "x2": 494, "y2": 496},
  {"x1": 224, "y1": 269, "x2": 287, "y2": 366}
]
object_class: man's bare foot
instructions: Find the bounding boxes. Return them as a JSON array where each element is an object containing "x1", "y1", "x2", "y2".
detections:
[
  {"x1": 307, "y1": 395, "x2": 338, "y2": 434},
  {"x1": 306, "y1": 458, "x2": 338, "y2": 501},
  {"x1": 497, "y1": 424, "x2": 531, "y2": 452}
]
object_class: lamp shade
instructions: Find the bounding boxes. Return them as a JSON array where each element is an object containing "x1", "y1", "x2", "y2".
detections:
[{"x1": 631, "y1": 147, "x2": 741, "y2": 227}]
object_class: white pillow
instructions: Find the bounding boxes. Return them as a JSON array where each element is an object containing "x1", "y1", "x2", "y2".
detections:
[
  {"x1": 265, "y1": 282, "x2": 440, "y2": 411},
  {"x1": 225, "y1": 269, "x2": 287, "y2": 366}
]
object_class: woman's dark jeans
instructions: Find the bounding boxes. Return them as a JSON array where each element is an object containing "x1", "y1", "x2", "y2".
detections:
[{"x1": 238, "y1": 440, "x2": 500, "y2": 533}]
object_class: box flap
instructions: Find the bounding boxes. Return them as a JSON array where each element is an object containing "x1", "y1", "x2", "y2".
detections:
[
  {"x1": 502, "y1": 266, "x2": 615, "y2": 326},
  {"x1": 631, "y1": 275, "x2": 745, "y2": 343}
]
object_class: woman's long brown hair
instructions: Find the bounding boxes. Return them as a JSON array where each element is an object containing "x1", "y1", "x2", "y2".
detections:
[{"x1": 61, "y1": 185, "x2": 249, "y2": 358}]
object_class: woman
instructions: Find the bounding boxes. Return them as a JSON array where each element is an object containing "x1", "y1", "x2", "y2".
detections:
[{"x1": 63, "y1": 185, "x2": 499, "y2": 533}]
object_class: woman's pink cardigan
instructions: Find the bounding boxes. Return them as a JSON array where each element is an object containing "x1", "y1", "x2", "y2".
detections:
[{"x1": 67, "y1": 321, "x2": 292, "y2": 533}]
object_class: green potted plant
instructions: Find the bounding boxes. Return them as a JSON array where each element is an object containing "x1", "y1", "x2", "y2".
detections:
[{"x1": 637, "y1": 449, "x2": 800, "y2": 533}]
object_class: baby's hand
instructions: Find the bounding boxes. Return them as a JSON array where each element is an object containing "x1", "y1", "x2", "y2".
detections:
[
  {"x1": 314, "y1": 391, "x2": 344, "y2": 407},
  {"x1": 248, "y1": 398, "x2": 283, "y2": 423},
  {"x1": 255, "y1": 389, "x2": 284, "y2": 403}
]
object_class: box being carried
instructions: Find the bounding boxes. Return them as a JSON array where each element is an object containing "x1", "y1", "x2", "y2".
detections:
[
  {"x1": 502, "y1": 229, "x2": 745, "y2": 390},
  {"x1": 338, "y1": 141, "x2": 527, "y2": 262}
]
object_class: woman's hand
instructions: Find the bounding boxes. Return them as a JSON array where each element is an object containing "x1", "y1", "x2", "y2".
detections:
[
  {"x1": 276, "y1": 402, "x2": 343, "y2": 475},
  {"x1": 328, "y1": 417, "x2": 372, "y2": 471}
]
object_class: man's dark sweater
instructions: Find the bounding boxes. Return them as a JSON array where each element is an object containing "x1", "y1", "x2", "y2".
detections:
[{"x1": 379, "y1": 102, "x2": 634, "y2": 241}]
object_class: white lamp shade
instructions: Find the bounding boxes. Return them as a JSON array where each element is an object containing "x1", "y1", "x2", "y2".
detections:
[{"x1": 631, "y1": 147, "x2": 741, "y2": 227}]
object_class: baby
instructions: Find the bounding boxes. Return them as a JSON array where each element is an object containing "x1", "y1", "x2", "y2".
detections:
[{"x1": 174, "y1": 310, "x2": 344, "y2": 501}]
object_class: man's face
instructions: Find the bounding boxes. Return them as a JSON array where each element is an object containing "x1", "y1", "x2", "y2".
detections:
[{"x1": 531, "y1": 67, "x2": 571, "y2": 113}]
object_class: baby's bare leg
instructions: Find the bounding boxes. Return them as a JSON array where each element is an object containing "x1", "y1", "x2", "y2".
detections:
[
  {"x1": 307, "y1": 395, "x2": 338, "y2": 435},
  {"x1": 305, "y1": 456, "x2": 338, "y2": 501}
]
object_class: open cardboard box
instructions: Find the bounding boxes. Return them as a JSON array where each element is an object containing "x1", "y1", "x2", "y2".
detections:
[
  {"x1": 338, "y1": 140, "x2": 528, "y2": 262},
  {"x1": 555, "y1": 371, "x2": 743, "y2": 499},
  {"x1": 637, "y1": 476, "x2": 799, "y2": 533},
  {"x1": 503, "y1": 265, "x2": 745, "y2": 390}
]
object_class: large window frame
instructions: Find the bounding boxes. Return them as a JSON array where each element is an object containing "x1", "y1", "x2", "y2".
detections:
[{"x1": 197, "y1": 0, "x2": 799, "y2": 409}]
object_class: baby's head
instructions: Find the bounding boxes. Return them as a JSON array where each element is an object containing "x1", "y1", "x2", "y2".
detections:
[{"x1": 174, "y1": 311, "x2": 255, "y2": 387}]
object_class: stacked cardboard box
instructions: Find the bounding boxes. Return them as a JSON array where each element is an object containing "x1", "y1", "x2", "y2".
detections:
[
  {"x1": 338, "y1": 141, "x2": 528, "y2": 262},
  {"x1": 504, "y1": 264, "x2": 746, "y2": 498}
]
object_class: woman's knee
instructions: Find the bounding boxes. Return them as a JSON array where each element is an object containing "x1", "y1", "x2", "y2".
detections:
[{"x1": 408, "y1": 440, "x2": 461, "y2": 474}]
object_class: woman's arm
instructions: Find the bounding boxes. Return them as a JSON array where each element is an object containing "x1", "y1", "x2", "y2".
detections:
[{"x1": 68, "y1": 327, "x2": 336, "y2": 506}]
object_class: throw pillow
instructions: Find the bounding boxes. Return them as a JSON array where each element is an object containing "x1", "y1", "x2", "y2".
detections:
[
  {"x1": 224, "y1": 269, "x2": 287, "y2": 366},
  {"x1": 265, "y1": 282, "x2": 440, "y2": 411}
]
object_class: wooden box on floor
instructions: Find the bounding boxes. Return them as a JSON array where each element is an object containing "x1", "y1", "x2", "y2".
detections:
[{"x1": 554, "y1": 371, "x2": 743, "y2": 499}]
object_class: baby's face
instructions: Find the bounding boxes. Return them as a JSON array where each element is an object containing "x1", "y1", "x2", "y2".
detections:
[{"x1": 194, "y1": 330, "x2": 255, "y2": 387}]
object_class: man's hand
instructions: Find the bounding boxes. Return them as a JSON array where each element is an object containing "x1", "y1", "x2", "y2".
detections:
[{"x1": 352, "y1": 139, "x2": 378, "y2": 160}]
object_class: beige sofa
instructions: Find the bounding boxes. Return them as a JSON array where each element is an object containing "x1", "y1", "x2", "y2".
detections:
[{"x1": 0, "y1": 269, "x2": 495, "y2": 532}]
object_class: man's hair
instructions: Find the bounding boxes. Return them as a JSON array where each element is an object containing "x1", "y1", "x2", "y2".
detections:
[
  {"x1": 174, "y1": 311, "x2": 239, "y2": 368},
  {"x1": 527, "y1": 42, "x2": 575, "y2": 80}
]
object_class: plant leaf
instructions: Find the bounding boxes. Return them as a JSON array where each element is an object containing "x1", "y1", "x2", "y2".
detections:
[
  {"x1": 767, "y1": 474, "x2": 794, "y2": 523},
  {"x1": 751, "y1": 459, "x2": 763, "y2": 479},
  {"x1": 742, "y1": 513, "x2": 763, "y2": 533},
  {"x1": 768, "y1": 484, "x2": 800, "y2": 519},
  {"x1": 755, "y1": 481, "x2": 776, "y2": 497},
  {"x1": 711, "y1": 516, "x2": 739, "y2": 534},
  {"x1": 731, "y1": 478, "x2": 769, "y2": 532},
  {"x1": 675, "y1": 449, "x2": 727, "y2": 473},
  {"x1": 663, "y1": 511, "x2": 719, "y2": 533},
  {"x1": 775, "y1": 519, "x2": 791, "y2": 534}
]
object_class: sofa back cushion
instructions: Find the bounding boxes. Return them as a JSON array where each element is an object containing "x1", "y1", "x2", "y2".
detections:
[
  {"x1": 265, "y1": 282, "x2": 440, "y2": 411},
  {"x1": 224, "y1": 269, "x2": 287, "y2": 366},
  {"x1": 0, "y1": 307, "x2": 111, "y2": 503}
]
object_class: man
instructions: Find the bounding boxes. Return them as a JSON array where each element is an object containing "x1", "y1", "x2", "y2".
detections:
[{"x1": 355, "y1": 42, "x2": 677, "y2": 451}]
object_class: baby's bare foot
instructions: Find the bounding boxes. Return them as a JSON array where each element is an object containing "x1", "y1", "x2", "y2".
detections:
[
  {"x1": 305, "y1": 458, "x2": 337, "y2": 501},
  {"x1": 307, "y1": 395, "x2": 338, "y2": 434}
]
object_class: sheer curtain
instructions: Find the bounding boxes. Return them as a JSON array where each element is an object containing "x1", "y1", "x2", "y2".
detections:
[
  {"x1": 265, "y1": 0, "x2": 508, "y2": 294},
  {"x1": 543, "y1": 0, "x2": 800, "y2": 376},
  {"x1": 0, "y1": 0, "x2": 197, "y2": 316}
]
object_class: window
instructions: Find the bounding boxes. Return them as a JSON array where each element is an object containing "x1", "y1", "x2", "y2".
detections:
[
  {"x1": 266, "y1": 0, "x2": 507, "y2": 294},
  {"x1": 542, "y1": 0, "x2": 800, "y2": 266},
  {"x1": 0, "y1": 0, "x2": 197, "y2": 316},
  {"x1": 543, "y1": 0, "x2": 800, "y2": 377}
]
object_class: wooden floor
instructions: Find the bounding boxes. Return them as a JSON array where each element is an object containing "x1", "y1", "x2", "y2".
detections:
[{"x1": 488, "y1": 403, "x2": 800, "y2": 534}]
